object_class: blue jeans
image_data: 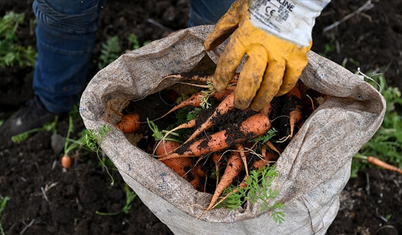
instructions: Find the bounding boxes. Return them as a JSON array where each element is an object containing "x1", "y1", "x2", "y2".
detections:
[
  {"x1": 32, "y1": 0, "x2": 233, "y2": 113},
  {"x1": 188, "y1": 0, "x2": 234, "y2": 26},
  {"x1": 33, "y1": 0, "x2": 104, "y2": 113}
]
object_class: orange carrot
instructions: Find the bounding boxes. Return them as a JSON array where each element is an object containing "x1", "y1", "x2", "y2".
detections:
[
  {"x1": 367, "y1": 156, "x2": 402, "y2": 175},
  {"x1": 167, "y1": 118, "x2": 197, "y2": 135},
  {"x1": 61, "y1": 155, "x2": 72, "y2": 169},
  {"x1": 156, "y1": 86, "x2": 235, "y2": 121},
  {"x1": 250, "y1": 151, "x2": 278, "y2": 172},
  {"x1": 183, "y1": 73, "x2": 239, "y2": 84},
  {"x1": 205, "y1": 151, "x2": 243, "y2": 211},
  {"x1": 109, "y1": 103, "x2": 141, "y2": 134},
  {"x1": 184, "y1": 92, "x2": 235, "y2": 144},
  {"x1": 115, "y1": 113, "x2": 140, "y2": 134},
  {"x1": 236, "y1": 144, "x2": 249, "y2": 176},
  {"x1": 153, "y1": 119, "x2": 198, "y2": 156},
  {"x1": 158, "y1": 112, "x2": 271, "y2": 161},
  {"x1": 265, "y1": 141, "x2": 282, "y2": 155},
  {"x1": 211, "y1": 150, "x2": 279, "y2": 210},
  {"x1": 212, "y1": 152, "x2": 223, "y2": 187},
  {"x1": 195, "y1": 164, "x2": 207, "y2": 178},
  {"x1": 156, "y1": 140, "x2": 203, "y2": 191},
  {"x1": 285, "y1": 83, "x2": 303, "y2": 138}
]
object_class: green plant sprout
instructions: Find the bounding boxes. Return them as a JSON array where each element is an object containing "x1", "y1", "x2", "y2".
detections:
[
  {"x1": 0, "y1": 196, "x2": 10, "y2": 235},
  {"x1": 127, "y1": 33, "x2": 140, "y2": 50},
  {"x1": 219, "y1": 165, "x2": 285, "y2": 224},
  {"x1": 253, "y1": 128, "x2": 278, "y2": 149},
  {"x1": 84, "y1": 125, "x2": 115, "y2": 185},
  {"x1": 11, "y1": 117, "x2": 58, "y2": 143},
  {"x1": 0, "y1": 12, "x2": 37, "y2": 68},
  {"x1": 147, "y1": 118, "x2": 182, "y2": 143},
  {"x1": 63, "y1": 116, "x2": 91, "y2": 157},
  {"x1": 98, "y1": 36, "x2": 121, "y2": 69},
  {"x1": 96, "y1": 183, "x2": 136, "y2": 216},
  {"x1": 121, "y1": 183, "x2": 136, "y2": 214},
  {"x1": 98, "y1": 34, "x2": 149, "y2": 69}
]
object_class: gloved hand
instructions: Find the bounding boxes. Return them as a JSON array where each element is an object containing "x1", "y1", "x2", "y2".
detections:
[{"x1": 204, "y1": 0, "x2": 329, "y2": 111}]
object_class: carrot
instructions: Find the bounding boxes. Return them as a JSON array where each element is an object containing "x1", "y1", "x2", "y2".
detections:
[
  {"x1": 265, "y1": 141, "x2": 282, "y2": 155},
  {"x1": 236, "y1": 144, "x2": 249, "y2": 176},
  {"x1": 155, "y1": 140, "x2": 203, "y2": 191},
  {"x1": 285, "y1": 82, "x2": 303, "y2": 138},
  {"x1": 156, "y1": 86, "x2": 235, "y2": 121},
  {"x1": 61, "y1": 155, "x2": 72, "y2": 169},
  {"x1": 205, "y1": 151, "x2": 243, "y2": 211},
  {"x1": 366, "y1": 156, "x2": 402, "y2": 175},
  {"x1": 174, "y1": 73, "x2": 239, "y2": 84},
  {"x1": 158, "y1": 112, "x2": 271, "y2": 161},
  {"x1": 109, "y1": 103, "x2": 141, "y2": 134},
  {"x1": 250, "y1": 151, "x2": 278, "y2": 172},
  {"x1": 211, "y1": 150, "x2": 279, "y2": 210},
  {"x1": 152, "y1": 119, "x2": 197, "y2": 156},
  {"x1": 184, "y1": 92, "x2": 235, "y2": 144},
  {"x1": 155, "y1": 140, "x2": 181, "y2": 156},
  {"x1": 212, "y1": 152, "x2": 223, "y2": 187},
  {"x1": 195, "y1": 164, "x2": 207, "y2": 178},
  {"x1": 109, "y1": 105, "x2": 140, "y2": 134},
  {"x1": 115, "y1": 113, "x2": 140, "y2": 134}
]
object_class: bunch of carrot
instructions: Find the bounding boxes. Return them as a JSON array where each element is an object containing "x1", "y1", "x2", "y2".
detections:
[
  {"x1": 110, "y1": 73, "x2": 312, "y2": 212},
  {"x1": 145, "y1": 74, "x2": 312, "y2": 213},
  {"x1": 112, "y1": 72, "x2": 402, "y2": 215}
]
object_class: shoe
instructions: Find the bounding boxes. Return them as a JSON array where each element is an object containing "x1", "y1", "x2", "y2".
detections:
[{"x1": 0, "y1": 96, "x2": 58, "y2": 141}]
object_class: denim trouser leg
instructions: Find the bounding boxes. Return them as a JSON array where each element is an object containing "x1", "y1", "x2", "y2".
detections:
[
  {"x1": 32, "y1": 0, "x2": 104, "y2": 113},
  {"x1": 188, "y1": 0, "x2": 235, "y2": 26}
]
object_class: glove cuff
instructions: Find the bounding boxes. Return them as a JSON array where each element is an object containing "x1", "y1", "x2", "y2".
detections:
[{"x1": 248, "y1": 0, "x2": 330, "y2": 47}]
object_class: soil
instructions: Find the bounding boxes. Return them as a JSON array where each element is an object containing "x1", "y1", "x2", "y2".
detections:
[{"x1": 1, "y1": 0, "x2": 402, "y2": 234}]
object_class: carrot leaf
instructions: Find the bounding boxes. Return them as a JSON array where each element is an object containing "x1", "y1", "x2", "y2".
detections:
[
  {"x1": 84, "y1": 125, "x2": 115, "y2": 185},
  {"x1": 219, "y1": 165, "x2": 285, "y2": 224},
  {"x1": 147, "y1": 118, "x2": 182, "y2": 143},
  {"x1": 200, "y1": 81, "x2": 215, "y2": 109},
  {"x1": 253, "y1": 128, "x2": 277, "y2": 143}
]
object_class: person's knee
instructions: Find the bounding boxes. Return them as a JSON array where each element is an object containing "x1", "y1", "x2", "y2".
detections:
[{"x1": 33, "y1": 0, "x2": 104, "y2": 34}]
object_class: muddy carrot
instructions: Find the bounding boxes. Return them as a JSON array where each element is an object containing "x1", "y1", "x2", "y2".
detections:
[
  {"x1": 212, "y1": 150, "x2": 279, "y2": 210},
  {"x1": 184, "y1": 91, "x2": 235, "y2": 144},
  {"x1": 156, "y1": 86, "x2": 235, "y2": 121},
  {"x1": 183, "y1": 73, "x2": 239, "y2": 84},
  {"x1": 265, "y1": 141, "x2": 282, "y2": 155},
  {"x1": 285, "y1": 83, "x2": 303, "y2": 138},
  {"x1": 236, "y1": 144, "x2": 249, "y2": 176},
  {"x1": 212, "y1": 152, "x2": 223, "y2": 187},
  {"x1": 153, "y1": 119, "x2": 198, "y2": 156},
  {"x1": 155, "y1": 140, "x2": 203, "y2": 191},
  {"x1": 205, "y1": 151, "x2": 243, "y2": 211},
  {"x1": 158, "y1": 112, "x2": 271, "y2": 161}
]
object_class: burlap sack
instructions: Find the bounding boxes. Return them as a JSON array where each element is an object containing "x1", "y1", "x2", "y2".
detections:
[{"x1": 80, "y1": 25, "x2": 385, "y2": 234}]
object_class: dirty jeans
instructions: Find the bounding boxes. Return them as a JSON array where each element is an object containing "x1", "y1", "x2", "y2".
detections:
[{"x1": 32, "y1": 0, "x2": 234, "y2": 113}]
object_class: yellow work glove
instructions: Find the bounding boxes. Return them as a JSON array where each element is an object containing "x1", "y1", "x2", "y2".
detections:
[{"x1": 204, "y1": 0, "x2": 329, "y2": 111}]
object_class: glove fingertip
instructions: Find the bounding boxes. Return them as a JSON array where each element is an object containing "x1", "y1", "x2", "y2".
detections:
[
  {"x1": 234, "y1": 98, "x2": 250, "y2": 110},
  {"x1": 212, "y1": 78, "x2": 227, "y2": 92}
]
